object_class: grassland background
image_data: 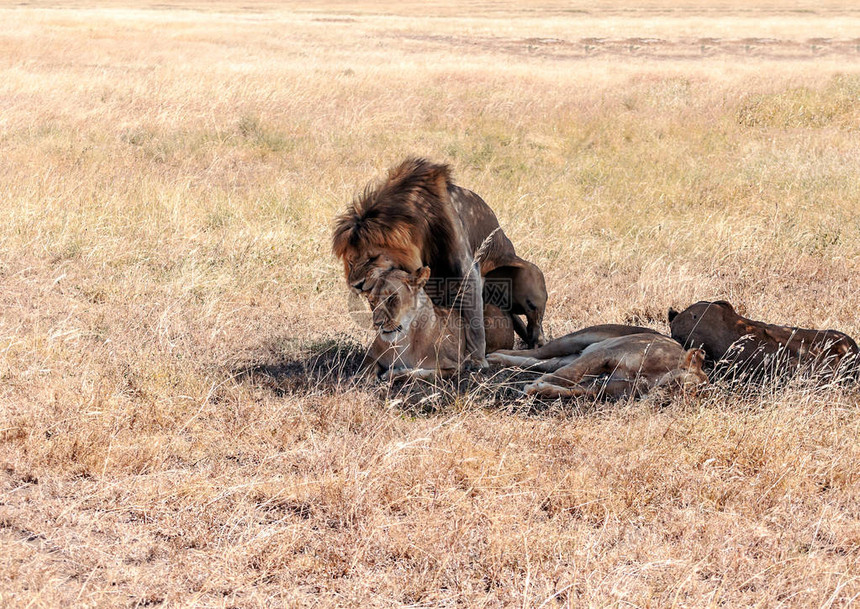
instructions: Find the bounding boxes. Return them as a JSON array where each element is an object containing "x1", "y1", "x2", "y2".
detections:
[{"x1": 2, "y1": 2, "x2": 860, "y2": 607}]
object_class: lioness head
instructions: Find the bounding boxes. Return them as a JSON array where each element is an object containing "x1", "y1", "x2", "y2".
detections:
[
  {"x1": 657, "y1": 347, "x2": 709, "y2": 395},
  {"x1": 363, "y1": 266, "x2": 431, "y2": 342},
  {"x1": 679, "y1": 347, "x2": 709, "y2": 388}
]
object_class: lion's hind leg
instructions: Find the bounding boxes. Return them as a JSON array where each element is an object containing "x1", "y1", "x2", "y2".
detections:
[
  {"x1": 495, "y1": 331, "x2": 617, "y2": 361},
  {"x1": 494, "y1": 341, "x2": 570, "y2": 360},
  {"x1": 521, "y1": 354, "x2": 595, "y2": 398},
  {"x1": 487, "y1": 352, "x2": 578, "y2": 373},
  {"x1": 524, "y1": 303, "x2": 546, "y2": 348},
  {"x1": 525, "y1": 350, "x2": 617, "y2": 396},
  {"x1": 525, "y1": 374, "x2": 632, "y2": 401},
  {"x1": 509, "y1": 314, "x2": 530, "y2": 346}
]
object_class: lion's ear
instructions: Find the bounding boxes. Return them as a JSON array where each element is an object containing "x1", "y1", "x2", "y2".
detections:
[
  {"x1": 714, "y1": 300, "x2": 735, "y2": 312},
  {"x1": 411, "y1": 266, "x2": 431, "y2": 289},
  {"x1": 683, "y1": 348, "x2": 705, "y2": 371},
  {"x1": 668, "y1": 308, "x2": 679, "y2": 323}
]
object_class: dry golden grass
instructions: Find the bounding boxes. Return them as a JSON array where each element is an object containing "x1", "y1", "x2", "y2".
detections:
[{"x1": 2, "y1": 2, "x2": 860, "y2": 607}]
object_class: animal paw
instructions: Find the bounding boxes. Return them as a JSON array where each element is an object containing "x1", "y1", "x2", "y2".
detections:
[
  {"x1": 524, "y1": 382, "x2": 546, "y2": 395},
  {"x1": 486, "y1": 353, "x2": 504, "y2": 366},
  {"x1": 462, "y1": 357, "x2": 489, "y2": 372},
  {"x1": 379, "y1": 367, "x2": 405, "y2": 382}
]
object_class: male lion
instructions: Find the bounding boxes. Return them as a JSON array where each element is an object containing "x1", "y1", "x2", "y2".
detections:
[
  {"x1": 668, "y1": 300, "x2": 859, "y2": 381},
  {"x1": 363, "y1": 267, "x2": 513, "y2": 381},
  {"x1": 488, "y1": 325, "x2": 708, "y2": 399},
  {"x1": 333, "y1": 158, "x2": 547, "y2": 370}
]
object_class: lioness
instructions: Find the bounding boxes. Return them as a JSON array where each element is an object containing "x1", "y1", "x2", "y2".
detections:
[
  {"x1": 364, "y1": 267, "x2": 513, "y2": 381},
  {"x1": 488, "y1": 326, "x2": 707, "y2": 399},
  {"x1": 668, "y1": 300, "x2": 859, "y2": 380}
]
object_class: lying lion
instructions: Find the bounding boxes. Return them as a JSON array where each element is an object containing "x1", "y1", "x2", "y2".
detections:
[
  {"x1": 363, "y1": 267, "x2": 513, "y2": 381},
  {"x1": 488, "y1": 325, "x2": 708, "y2": 399},
  {"x1": 669, "y1": 300, "x2": 859, "y2": 380}
]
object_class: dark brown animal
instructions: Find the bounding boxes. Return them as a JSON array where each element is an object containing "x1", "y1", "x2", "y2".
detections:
[
  {"x1": 483, "y1": 260, "x2": 547, "y2": 348},
  {"x1": 668, "y1": 300, "x2": 859, "y2": 380},
  {"x1": 363, "y1": 267, "x2": 513, "y2": 381},
  {"x1": 488, "y1": 325, "x2": 707, "y2": 399},
  {"x1": 333, "y1": 158, "x2": 547, "y2": 367}
]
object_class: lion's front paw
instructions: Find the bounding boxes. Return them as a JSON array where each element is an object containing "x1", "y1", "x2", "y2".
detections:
[
  {"x1": 524, "y1": 381, "x2": 545, "y2": 396},
  {"x1": 379, "y1": 367, "x2": 404, "y2": 382},
  {"x1": 486, "y1": 353, "x2": 505, "y2": 366},
  {"x1": 462, "y1": 357, "x2": 489, "y2": 373}
]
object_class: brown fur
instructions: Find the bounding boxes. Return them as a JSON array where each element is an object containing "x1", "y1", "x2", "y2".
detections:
[
  {"x1": 488, "y1": 326, "x2": 707, "y2": 400},
  {"x1": 364, "y1": 267, "x2": 513, "y2": 381},
  {"x1": 332, "y1": 159, "x2": 458, "y2": 282},
  {"x1": 483, "y1": 260, "x2": 548, "y2": 348},
  {"x1": 668, "y1": 300, "x2": 859, "y2": 380},
  {"x1": 333, "y1": 158, "x2": 547, "y2": 361}
]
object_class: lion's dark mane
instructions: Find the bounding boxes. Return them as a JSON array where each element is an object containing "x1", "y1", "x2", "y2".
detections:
[{"x1": 332, "y1": 158, "x2": 462, "y2": 273}]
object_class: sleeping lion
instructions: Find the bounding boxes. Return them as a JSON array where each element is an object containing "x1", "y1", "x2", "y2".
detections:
[{"x1": 488, "y1": 325, "x2": 708, "y2": 399}]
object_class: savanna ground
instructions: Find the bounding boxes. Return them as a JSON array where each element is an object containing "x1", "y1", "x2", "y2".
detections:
[{"x1": 2, "y1": 1, "x2": 860, "y2": 606}]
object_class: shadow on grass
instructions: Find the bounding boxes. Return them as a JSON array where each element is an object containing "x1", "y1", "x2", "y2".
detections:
[
  {"x1": 230, "y1": 333, "x2": 552, "y2": 413},
  {"x1": 373, "y1": 366, "x2": 548, "y2": 414},
  {"x1": 232, "y1": 334, "x2": 367, "y2": 395}
]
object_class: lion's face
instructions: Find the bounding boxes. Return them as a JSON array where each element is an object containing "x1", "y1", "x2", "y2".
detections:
[
  {"x1": 344, "y1": 248, "x2": 399, "y2": 293},
  {"x1": 656, "y1": 348, "x2": 709, "y2": 395},
  {"x1": 363, "y1": 267, "x2": 430, "y2": 342},
  {"x1": 678, "y1": 348, "x2": 709, "y2": 390}
]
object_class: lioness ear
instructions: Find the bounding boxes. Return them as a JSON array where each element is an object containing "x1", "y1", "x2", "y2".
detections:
[
  {"x1": 411, "y1": 266, "x2": 431, "y2": 289},
  {"x1": 684, "y1": 348, "x2": 705, "y2": 370},
  {"x1": 668, "y1": 308, "x2": 679, "y2": 323}
]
